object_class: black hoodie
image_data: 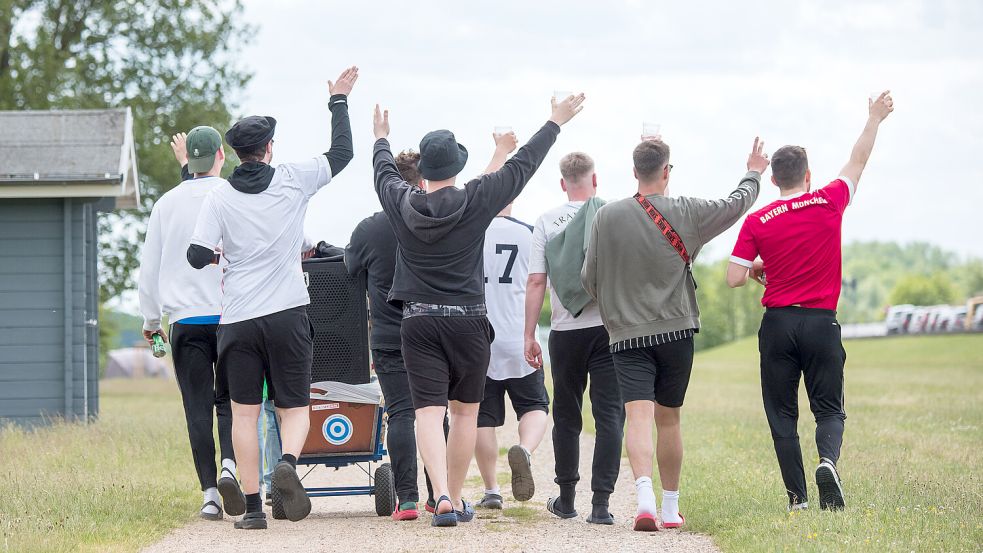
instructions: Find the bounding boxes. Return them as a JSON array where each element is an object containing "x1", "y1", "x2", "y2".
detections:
[{"x1": 373, "y1": 121, "x2": 560, "y2": 307}]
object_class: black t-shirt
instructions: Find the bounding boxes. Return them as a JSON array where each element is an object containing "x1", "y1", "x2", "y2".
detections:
[{"x1": 345, "y1": 211, "x2": 403, "y2": 350}]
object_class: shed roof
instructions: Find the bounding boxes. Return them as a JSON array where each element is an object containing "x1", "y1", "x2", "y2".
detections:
[{"x1": 0, "y1": 109, "x2": 140, "y2": 208}]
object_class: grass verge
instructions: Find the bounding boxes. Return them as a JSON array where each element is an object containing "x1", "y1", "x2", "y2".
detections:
[
  {"x1": 0, "y1": 379, "x2": 199, "y2": 553},
  {"x1": 579, "y1": 334, "x2": 982, "y2": 552}
]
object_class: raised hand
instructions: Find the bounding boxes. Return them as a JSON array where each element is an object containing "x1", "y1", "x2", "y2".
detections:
[
  {"x1": 170, "y1": 132, "x2": 188, "y2": 166},
  {"x1": 493, "y1": 131, "x2": 518, "y2": 154},
  {"x1": 373, "y1": 104, "x2": 390, "y2": 140},
  {"x1": 549, "y1": 93, "x2": 586, "y2": 126},
  {"x1": 328, "y1": 66, "x2": 359, "y2": 96},
  {"x1": 747, "y1": 136, "x2": 770, "y2": 173},
  {"x1": 869, "y1": 90, "x2": 894, "y2": 123}
]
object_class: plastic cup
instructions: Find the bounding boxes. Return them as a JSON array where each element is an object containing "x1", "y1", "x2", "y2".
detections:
[
  {"x1": 869, "y1": 91, "x2": 881, "y2": 102},
  {"x1": 553, "y1": 90, "x2": 573, "y2": 101},
  {"x1": 494, "y1": 126, "x2": 513, "y2": 137},
  {"x1": 642, "y1": 122, "x2": 662, "y2": 139}
]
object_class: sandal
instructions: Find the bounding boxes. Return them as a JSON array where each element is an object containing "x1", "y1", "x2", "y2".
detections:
[
  {"x1": 431, "y1": 496, "x2": 458, "y2": 527},
  {"x1": 633, "y1": 512, "x2": 660, "y2": 532},
  {"x1": 662, "y1": 513, "x2": 685, "y2": 529},
  {"x1": 199, "y1": 500, "x2": 223, "y2": 521},
  {"x1": 546, "y1": 497, "x2": 578, "y2": 519}
]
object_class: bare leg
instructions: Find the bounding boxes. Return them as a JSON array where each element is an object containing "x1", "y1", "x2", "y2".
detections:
[
  {"x1": 275, "y1": 405, "x2": 310, "y2": 459},
  {"x1": 653, "y1": 403, "x2": 682, "y2": 490},
  {"x1": 231, "y1": 401, "x2": 263, "y2": 495},
  {"x1": 624, "y1": 400, "x2": 655, "y2": 479},
  {"x1": 517, "y1": 410, "x2": 548, "y2": 454},
  {"x1": 447, "y1": 400, "x2": 480, "y2": 510},
  {"x1": 475, "y1": 427, "x2": 499, "y2": 491},
  {"x1": 416, "y1": 405, "x2": 452, "y2": 514}
]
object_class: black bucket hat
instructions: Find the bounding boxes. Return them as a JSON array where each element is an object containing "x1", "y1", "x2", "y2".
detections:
[
  {"x1": 225, "y1": 116, "x2": 277, "y2": 150},
  {"x1": 418, "y1": 130, "x2": 468, "y2": 181}
]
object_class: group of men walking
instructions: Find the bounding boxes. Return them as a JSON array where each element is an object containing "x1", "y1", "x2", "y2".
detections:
[{"x1": 138, "y1": 64, "x2": 894, "y2": 532}]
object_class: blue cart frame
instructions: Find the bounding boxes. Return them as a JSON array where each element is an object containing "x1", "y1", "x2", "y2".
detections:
[{"x1": 271, "y1": 405, "x2": 396, "y2": 518}]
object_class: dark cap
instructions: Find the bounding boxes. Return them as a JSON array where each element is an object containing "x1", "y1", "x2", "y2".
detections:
[
  {"x1": 225, "y1": 115, "x2": 277, "y2": 150},
  {"x1": 417, "y1": 130, "x2": 468, "y2": 181}
]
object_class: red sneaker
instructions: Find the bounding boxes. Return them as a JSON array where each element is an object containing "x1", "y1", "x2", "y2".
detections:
[
  {"x1": 392, "y1": 502, "x2": 419, "y2": 521},
  {"x1": 662, "y1": 513, "x2": 685, "y2": 529},
  {"x1": 633, "y1": 513, "x2": 660, "y2": 532},
  {"x1": 425, "y1": 500, "x2": 436, "y2": 514}
]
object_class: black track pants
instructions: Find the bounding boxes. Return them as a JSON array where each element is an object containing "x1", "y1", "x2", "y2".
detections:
[
  {"x1": 759, "y1": 307, "x2": 847, "y2": 504},
  {"x1": 170, "y1": 322, "x2": 234, "y2": 491}
]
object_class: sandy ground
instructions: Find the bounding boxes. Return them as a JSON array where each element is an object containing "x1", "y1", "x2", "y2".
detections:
[{"x1": 144, "y1": 410, "x2": 720, "y2": 553}]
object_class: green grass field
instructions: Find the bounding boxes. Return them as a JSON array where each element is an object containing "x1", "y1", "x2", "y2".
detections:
[
  {"x1": 1, "y1": 335, "x2": 980, "y2": 552},
  {"x1": 0, "y1": 380, "x2": 199, "y2": 553},
  {"x1": 638, "y1": 334, "x2": 983, "y2": 552}
]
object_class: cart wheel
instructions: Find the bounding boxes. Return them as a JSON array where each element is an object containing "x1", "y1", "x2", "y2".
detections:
[
  {"x1": 271, "y1": 485, "x2": 287, "y2": 520},
  {"x1": 374, "y1": 463, "x2": 396, "y2": 516}
]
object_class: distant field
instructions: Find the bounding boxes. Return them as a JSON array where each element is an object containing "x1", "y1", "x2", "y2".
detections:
[
  {"x1": 0, "y1": 380, "x2": 198, "y2": 553},
  {"x1": 618, "y1": 334, "x2": 983, "y2": 552}
]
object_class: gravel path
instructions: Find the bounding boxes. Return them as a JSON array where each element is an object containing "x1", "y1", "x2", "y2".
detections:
[{"x1": 144, "y1": 410, "x2": 720, "y2": 553}]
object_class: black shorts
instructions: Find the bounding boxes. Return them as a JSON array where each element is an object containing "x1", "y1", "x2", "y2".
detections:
[
  {"x1": 612, "y1": 337, "x2": 694, "y2": 407},
  {"x1": 477, "y1": 370, "x2": 550, "y2": 428},
  {"x1": 400, "y1": 315, "x2": 494, "y2": 408},
  {"x1": 217, "y1": 306, "x2": 313, "y2": 409}
]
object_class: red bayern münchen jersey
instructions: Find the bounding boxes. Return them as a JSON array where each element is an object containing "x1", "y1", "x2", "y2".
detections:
[{"x1": 730, "y1": 178, "x2": 855, "y2": 310}]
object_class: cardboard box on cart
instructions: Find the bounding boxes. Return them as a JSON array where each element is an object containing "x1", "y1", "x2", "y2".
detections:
[{"x1": 302, "y1": 381, "x2": 384, "y2": 457}]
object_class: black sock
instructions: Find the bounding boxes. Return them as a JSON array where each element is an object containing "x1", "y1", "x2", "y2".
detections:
[
  {"x1": 245, "y1": 493, "x2": 262, "y2": 513},
  {"x1": 591, "y1": 504, "x2": 611, "y2": 520},
  {"x1": 281, "y1": 454, "x2": 297, "y2": 468},
  {"x1": 558, "y1": 486, "x2": 576, "y2": 512}
]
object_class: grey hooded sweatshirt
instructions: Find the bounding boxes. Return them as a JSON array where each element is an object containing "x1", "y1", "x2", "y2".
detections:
[{"x1": 372, "y1": 121, "x2": 560, "y2": 307}]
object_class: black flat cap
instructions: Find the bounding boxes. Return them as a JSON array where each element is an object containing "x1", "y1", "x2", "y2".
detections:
[{"x1": 225, "y1": 116, "x2": 277, "y2": 149}]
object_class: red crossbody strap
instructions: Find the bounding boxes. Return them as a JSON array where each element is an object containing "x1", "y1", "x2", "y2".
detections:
[{"x1": 633, "y1": 193, "x2": 690, "y2": 265}]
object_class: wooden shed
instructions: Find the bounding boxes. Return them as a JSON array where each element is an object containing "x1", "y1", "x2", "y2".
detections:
[{"x1": 0, "y1": 108, "x2": 140, "y2": 426}]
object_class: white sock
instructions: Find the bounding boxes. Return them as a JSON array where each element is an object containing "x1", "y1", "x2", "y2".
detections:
[
  {"x1": 662, "y1": 489, "x2": 682, "y2": 523},
  {"x1": 635, "y1": 477, "x2": 657, "y2": 516},
  {"x1": 485, "y1": 487, "x2": 501, "y2": 496},
  {"x1": 202, "y1": 487, "x2": 220, "y2": 514},
  {"x1": 221, "y1": 458, "x2": 236, "y2": 480}
]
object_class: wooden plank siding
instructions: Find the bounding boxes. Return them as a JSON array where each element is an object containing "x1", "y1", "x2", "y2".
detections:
[{"x1": 0, "y1": 198, "x2": 100, "y2": 424}]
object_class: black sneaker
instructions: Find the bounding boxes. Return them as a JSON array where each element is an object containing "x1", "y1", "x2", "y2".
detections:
[
  {"x1": 816, "y1": 459, "x2": 845, "y2": 511},
  {"x1": 234, "y1": 512, "x2": 268, "y2": 530},
  {"x1": 476, "y1": 493, "x2": 504, "y2": 509}
]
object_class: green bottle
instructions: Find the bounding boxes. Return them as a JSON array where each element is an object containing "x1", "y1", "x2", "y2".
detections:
[{"x1": 151, "y1": 333, "x2": 167, "y2": 358}]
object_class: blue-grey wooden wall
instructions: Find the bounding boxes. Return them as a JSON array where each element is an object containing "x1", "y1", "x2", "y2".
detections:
[{"x1": 0, "y1": 198, "x2": 99, "y2": 426}]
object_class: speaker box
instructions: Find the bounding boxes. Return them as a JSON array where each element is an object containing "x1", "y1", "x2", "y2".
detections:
[{"x1": 303, "y1": 258, "x2": 370, "y2": 384}]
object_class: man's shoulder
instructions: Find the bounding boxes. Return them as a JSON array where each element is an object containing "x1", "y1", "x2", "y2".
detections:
[{"x1": 500, "y1": 216, "x2": 534, "y2": 233}]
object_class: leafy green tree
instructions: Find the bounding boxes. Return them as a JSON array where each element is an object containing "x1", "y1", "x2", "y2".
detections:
[
  {"x1": 888, "y1": 274, "x2": 958, "y2": 306},
  {"x1": 0, "y1": 0, "x2": 251, "y2": 300}
]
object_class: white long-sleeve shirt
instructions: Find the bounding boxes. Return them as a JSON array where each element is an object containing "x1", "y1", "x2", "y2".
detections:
[{"x1": 138, "y1": 176, "x2": 227, "y2": 331}]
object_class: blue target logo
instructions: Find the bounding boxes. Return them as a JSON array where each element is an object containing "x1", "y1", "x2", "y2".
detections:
[{"x1": 322, "y1": 414, "x2": 353, "y2": 445}]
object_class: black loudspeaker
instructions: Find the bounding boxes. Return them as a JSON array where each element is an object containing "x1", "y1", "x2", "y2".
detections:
[{"x1": 302, "y1": 258, "x2": 370, "y2": 384}]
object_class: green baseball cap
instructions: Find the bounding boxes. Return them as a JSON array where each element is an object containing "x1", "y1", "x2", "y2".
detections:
[{"x1": 186, "y1": 126, "x2": 223, "y2": 174}]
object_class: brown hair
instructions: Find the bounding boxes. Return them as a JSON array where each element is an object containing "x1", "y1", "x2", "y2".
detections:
[
  {"x1": 395, "y1": 149, "x2": 422, "y2": 185},
  {"x1": 771, "y1": 146, "x2": 809, "y2": 189},
  {"x1": 559, "y1": 152, "x2": 595, "y2": 183},
  {"x1": 633, "y1": 140, "x2": 670, "y2": 180},
  {"x1": 233, "y1": 143, "x2": 268, "y2": 163}
]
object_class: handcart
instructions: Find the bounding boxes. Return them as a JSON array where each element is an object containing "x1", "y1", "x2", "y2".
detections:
[{"x1": 270, "y1": 381, "x2": 396, "y2": 519}]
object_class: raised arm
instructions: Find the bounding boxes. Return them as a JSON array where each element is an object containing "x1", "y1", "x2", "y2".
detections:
[
  {"x1": 482, "y1": 131, "x2": 518, "y2": 175},
  {"x1": 839, "y1": 91, "x2": 894, "y2": 193},
  {"x1": 370, "y1": 104, "x2": 415, "y2": 213},
  {"x1": 170, "y1": 132, "x2": 194, "y2": 181},
  {"x1": 323, "y1": 66, "x2": 358, "y2": 176},
  {"x1": 693, "y1": 137, "x2": 768, "y2": 244},
  {"x1": 471, "y1": 94, "x2": 586, "y2": 212}
]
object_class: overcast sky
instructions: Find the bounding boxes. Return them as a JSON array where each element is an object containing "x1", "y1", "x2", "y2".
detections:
[{"x1": 236, "y1": 0, "x2": 983, "y2": 260}]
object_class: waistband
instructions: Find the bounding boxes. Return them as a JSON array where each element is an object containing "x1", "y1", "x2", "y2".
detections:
[
  {"x1": 402, "y1": 302, "x2": 488, "y2": 318},
  {"x1": 765, "y1": 306, "x2": 837, "y2": 317}
]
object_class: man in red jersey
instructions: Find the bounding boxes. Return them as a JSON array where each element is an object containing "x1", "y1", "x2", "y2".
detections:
[{"x1": 726, "y1": 91, "x2": 894, "y2": 512}]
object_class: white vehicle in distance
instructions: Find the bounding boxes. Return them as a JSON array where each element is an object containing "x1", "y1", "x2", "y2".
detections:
[{"x1": 886, "y1": 304, "x2": 914, "y2": 335}]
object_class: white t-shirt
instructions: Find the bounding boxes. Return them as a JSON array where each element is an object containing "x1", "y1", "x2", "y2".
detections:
[
  {"x1": 530, "y1": 201, "x2": 604, "y2": 331},
  {"x1": 138, "y1": 176, "x2": 227, "y2": 331},
  {"x1": 483, "y1": 216, "x2": 534, "y2": 380},
  {"x1": 190, "y1": 156, "x2": 332, "y2": 324}
]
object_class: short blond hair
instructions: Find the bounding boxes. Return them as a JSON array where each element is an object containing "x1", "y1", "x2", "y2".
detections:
[{"x1": 559, "y1": 152, "x2": 594, "y2": 184}]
